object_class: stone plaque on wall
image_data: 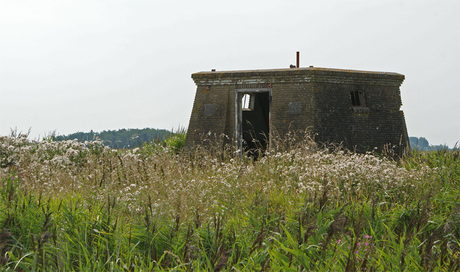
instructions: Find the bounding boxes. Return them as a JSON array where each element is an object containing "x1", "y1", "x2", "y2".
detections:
[
  {"x1": 288, "y1": 102, "x2": 302, "y2": 114},
  {"x1": 204, "y1": 104, "x2": 216, "y2": 117}
]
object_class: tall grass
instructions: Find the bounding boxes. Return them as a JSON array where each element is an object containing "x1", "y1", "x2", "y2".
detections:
[{"x1": 0, "y1": 134, "x2": 459, "y2": 271}]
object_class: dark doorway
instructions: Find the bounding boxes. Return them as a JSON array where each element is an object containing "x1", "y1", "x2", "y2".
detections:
[{"x1": 240, "y1": 92, "x2": 270, "y2": 155}]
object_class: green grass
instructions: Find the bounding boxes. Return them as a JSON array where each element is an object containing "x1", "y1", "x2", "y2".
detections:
[{"x1": 0, "y1": 134, "x2": 459, "y2": 271}]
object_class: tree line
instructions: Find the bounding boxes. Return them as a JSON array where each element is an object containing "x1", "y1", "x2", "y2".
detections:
[
  {"x1": 55, "y1": 128, "x2": 172, "y2": 149},
  {"x1": 409, "y1": 136, "x2": 452, "y2": 151}
]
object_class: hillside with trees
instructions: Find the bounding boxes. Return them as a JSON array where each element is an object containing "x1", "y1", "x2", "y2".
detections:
[{"x1": 55, "y1": 128, "x2": 171, "y2": 149}]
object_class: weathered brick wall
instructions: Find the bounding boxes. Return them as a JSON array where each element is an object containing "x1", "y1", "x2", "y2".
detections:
[
  {"x1": 270, "y1": 82, "x2": 315, "y2": 136},
  {"x1": 312, "y1": 82, "x2": 407, "y2": 155},
  {"x1": 185, "y1": 67, "x2": 408, "y2": 155},
  {"x1": 185, "y1": 83, "x2": 233, "y2": 147}
]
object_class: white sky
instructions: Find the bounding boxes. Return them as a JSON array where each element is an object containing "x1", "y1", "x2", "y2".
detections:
[{"x1": 1, "y1": 0, "x2": 459, "y2": 147}]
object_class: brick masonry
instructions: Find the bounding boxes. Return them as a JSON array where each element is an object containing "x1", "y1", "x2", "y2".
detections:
[{"x1": 185, "y1": 67, "x2": 409, "y2": 155}]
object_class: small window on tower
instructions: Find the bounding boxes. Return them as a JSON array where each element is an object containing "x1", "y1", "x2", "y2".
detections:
[
  {"x1": 242, "y1": 94, "x2": 255, "y2": 111},
  {"x1": 350, "y1": 90, "x2": 366, "y2": 107}
]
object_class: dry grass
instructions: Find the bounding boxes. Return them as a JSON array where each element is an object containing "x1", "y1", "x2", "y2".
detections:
[{"x1": 0, "y1": 134, "x2": 459, "y2": 271}]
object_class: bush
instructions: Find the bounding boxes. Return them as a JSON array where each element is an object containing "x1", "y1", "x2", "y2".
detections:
[{"x1": 163, "y1": 130, "x2": 186, "y2": 154}]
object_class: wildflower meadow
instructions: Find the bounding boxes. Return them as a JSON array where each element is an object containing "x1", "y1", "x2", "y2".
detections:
[{"x1": 0, "y1": 133, "x2": 459, "y2": 271}]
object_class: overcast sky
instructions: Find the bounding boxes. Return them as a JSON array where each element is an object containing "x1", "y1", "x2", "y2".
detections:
[{"x1": 1, "y1": 0, "x2": 459, "y2": 147}]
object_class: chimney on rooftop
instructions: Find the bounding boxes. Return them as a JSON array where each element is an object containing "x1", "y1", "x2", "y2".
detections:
[{"x1": 296, "y1": 51, "x2": 300, "y2": 68}]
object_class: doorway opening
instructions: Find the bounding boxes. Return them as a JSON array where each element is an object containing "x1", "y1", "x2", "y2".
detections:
[{"x1": 236, "y1": 89, "x2": 271, "y2": 157}]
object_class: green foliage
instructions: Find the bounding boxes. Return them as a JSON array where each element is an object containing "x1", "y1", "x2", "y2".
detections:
[
  {"x1": 163, "y1": 129, "x2": 186, "y2": 154},
  {"x1": 0, "y1": 136, "x2": 459, "y2": 270},
  {"x1": 55, "y1": 128, "x2": 171, "y2": 149}
]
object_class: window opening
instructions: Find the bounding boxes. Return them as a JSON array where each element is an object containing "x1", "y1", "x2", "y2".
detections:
[
  {"x1": 350, "y1": 90, "x2": 366, "y2": 107},
  {"x1": 241, "y1": 94, "x2": 255, "y2": 111}
]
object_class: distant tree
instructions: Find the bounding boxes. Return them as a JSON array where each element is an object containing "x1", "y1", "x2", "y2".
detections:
[
  {"x1": 410, "y1": 136, "x2": 430, "y2": 151},
  {"x1": 431, "y1": 144, "x2": 450, "y2": 151},
  {"x1": 409, "y1": 137, "x2": 419, "y2": 148},
  {"x1": 409, "y1": 136, "x2": 451, "y2": 151},
  {"x1": 418, "y1": 137, "x2": 429, "y2": 149}
]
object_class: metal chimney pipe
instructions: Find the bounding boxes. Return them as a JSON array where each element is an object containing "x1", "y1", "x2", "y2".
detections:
[{"x1": 296, "y1": 51, "x2": 300, "y2": 68}]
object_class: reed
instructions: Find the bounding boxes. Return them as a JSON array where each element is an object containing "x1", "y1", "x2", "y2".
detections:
[{"x1": 0, "y1": 134, "x2": 458, "y2": 271}]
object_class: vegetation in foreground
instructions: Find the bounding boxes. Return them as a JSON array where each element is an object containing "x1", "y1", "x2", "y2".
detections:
[{"x1": 0, "y1": 133, "x2": 459, "y2": 271}]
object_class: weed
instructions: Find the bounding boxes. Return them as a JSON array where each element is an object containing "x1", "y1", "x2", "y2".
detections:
[{"x1": 0, "y1": 134, "x2": 458, "y2": 270}]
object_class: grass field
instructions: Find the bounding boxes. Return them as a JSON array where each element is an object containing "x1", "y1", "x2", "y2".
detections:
[{"x1": 1, "y1": 134, "x2": 459, "y2": 271}]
